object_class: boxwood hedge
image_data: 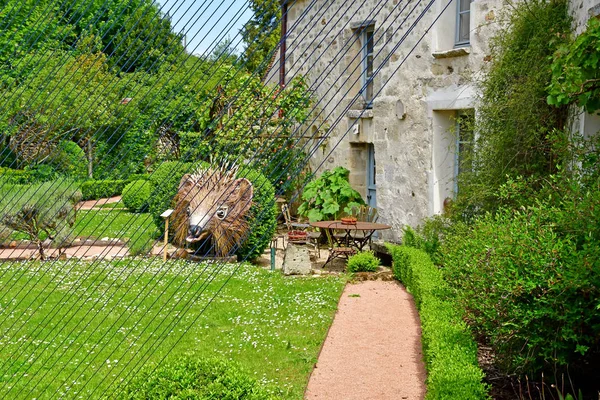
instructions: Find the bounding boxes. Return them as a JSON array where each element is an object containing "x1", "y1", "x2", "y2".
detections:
[
  {"x1": 122, "y1": 180, "x2": 151, "y2": 213},
  {"x1": 386, "y1": 244, "x2": 490, "y2": 400},
  {"x1": 80, "y1": 179, "x2": 128, "y2": 201}
]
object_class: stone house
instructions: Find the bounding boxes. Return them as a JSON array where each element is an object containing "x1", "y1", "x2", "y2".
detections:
[{"x1": 268, "y1": 0, "x2": 600, "y2": 242}]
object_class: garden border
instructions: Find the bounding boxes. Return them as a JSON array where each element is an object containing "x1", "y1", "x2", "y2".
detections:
[{"x1": 386, "y1": 244, "x2": 490, "y2": 400}]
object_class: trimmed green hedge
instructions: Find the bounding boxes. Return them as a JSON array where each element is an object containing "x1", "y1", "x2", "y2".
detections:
[
  {"x1": 122, "y1": 180, "x2": 151, "y2": 213},
  {"x1": 147, "y1": 161, "x2": 276, "y2": 261},
  {"x1": 0, "y1": 166, "x2": 56, "y2": 184},
  {"x1": 0, "y1": 167, "x2": 34, "y2": 184},
  {"x1": 117, "y1": 357, "x2": 278, "y2": 399},
  {"x1": 80, "y1": 179, "x2": 128, "y2": 201},
  {"x1": 386, "y1": 244, "x2": 489, "y2": 400}
]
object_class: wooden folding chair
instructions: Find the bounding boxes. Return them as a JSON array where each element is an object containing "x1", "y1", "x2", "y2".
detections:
[
  {"x1": 323, "y1": 223, "x2": 355, "y2": 268},
  {"x1": 351, "y1": 205, "x2": 378, "y2": 222},
  {"x1": 281, "y1": 204, "x2": 310, "y2": 230},
  {"x1": 350, "y1": 205, "x2": 379, "y2": 247}
]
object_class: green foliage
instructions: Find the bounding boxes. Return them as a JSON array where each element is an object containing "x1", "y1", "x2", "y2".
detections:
[
  {"x1": 179, "y1": 132, "x2": 211, "y2": 161},
  {"x1": 548, "y1": 18, "x2": 600, "y2": 113},
  {"x1": 440, "y1": 195, "x2": 600, "y2": 376},
  {"x1": 347, "y1": 251, "x2": 380, "y2": 273},
  {"x1": 122, "y1": 180, "x2": 151, "y2": 213},
  {"x1": 402, "y1": 216, "x2": 451, "y2": 265},
  {"x1": 241, "y1": 0, "x2": 281, "y2": 76},
  {"x1": 236, "y1": 166, "x2": 277, "y2": 261},
  {"x1": 81, "y1": 179, "x2": 128, "y2": 201},
  {"x1": 386, "y1": 245, "x2": 489, "y2": 400},
  {"x1": 0, "y1": 180, "x2": 81, "y2": 258},
  {"x1": 148, "y1": 162, "x2": 277, "y2": 261},
  {"x1": 0, "y1": 167, "x2": 36, "y2": 184},
  {"x1": 298, "y1": 167, "x2": 365, "y2": 222},
  {"x1": 118, "y1": 357, "x2": 277, "y2": 399},
  {"x1": 147, "y1": 161, "x2": 194, "y2": 229},
  {"x1": 50, "y1": 141, "x2": 87, "y2": 178},
  {"x1": 457, "y1": 0, "x2": 571, "y2": 215}
]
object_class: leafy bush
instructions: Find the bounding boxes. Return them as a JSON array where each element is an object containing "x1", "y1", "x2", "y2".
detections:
[
  {"x1": 440, "y1": 199, "x2": 600, "y2": 377},
  {"x1": 297, "y1": 167, "x2": 364, "y2": 222},
  {"x1": 179, "y1": 131, "x2": 211, "y2": 161},
  {"x1": 128, "y1": 173, "x2": 150, "y2": 181},
  {"x1": 148, "y1": 161, "x2": 277, "y2": 261},
  {"x1": 0, "y1": 180, "x2": 82, "y2": 259},
  {"x1": 236, "y1": 166, "x2": 277, "y2": 261},
  {"x1": 117, "y1": 357, "x2": 278, "y2": 399},
  {"x1": 122, "y1": 180, "x2": 151, "y2": 213},
  {"x1": 347, "y1": 251, "x2": 380, "y2": 272},
  {"x1": 147, "y1": 161, "x2": 194, "y2": 229},
  {"x1": 0, "y1": 167, "x2": 35, "y2": 184},
  {"x1": 402, "y1": 216, "x2": 451, "y2": 265},
  {"x1": 80, "y1": 179, "x2": 128, "y2": 200},
  {"x1": 548, "y1": 17, "x2": 600, "y2": 113},
  {"x1": 50, "y1": 140, "x2": 87, "y2": 178},
  {"x1": 387, "y1": 244, "x2": 489, "y2": 400}
]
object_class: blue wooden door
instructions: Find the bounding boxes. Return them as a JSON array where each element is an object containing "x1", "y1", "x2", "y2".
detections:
[{"x1": 367, "y1": 144, "x2": 376, "y2": 208}]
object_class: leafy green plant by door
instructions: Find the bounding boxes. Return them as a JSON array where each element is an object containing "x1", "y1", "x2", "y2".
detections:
[{"x1": 297, "y1": 167, "x2": 364, "y2": 221}]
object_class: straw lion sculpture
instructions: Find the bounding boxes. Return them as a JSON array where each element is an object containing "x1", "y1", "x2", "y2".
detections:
[{"x1": 171, "y1": 166, "x2": 253, "y2": 257}]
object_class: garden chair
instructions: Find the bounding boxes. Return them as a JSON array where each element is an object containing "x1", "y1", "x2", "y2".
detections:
[
  {"x1": 323, "y1": 222, "x2": 355, "y2": 268},
  {"x1": 349, "y1": 205, "x2": 379, "y2": 247},
  {"x1": 281, "y1": 204, "x2": 320, "y2": 257},
  {"x1": 281, "y1": 204, "x2": 310, "y2": 230},
  {"x1": 350, "y1": 205, "x2": 379, "y2": 223}
]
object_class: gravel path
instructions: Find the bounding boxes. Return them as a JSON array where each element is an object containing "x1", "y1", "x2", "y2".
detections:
[
  {"x1": 305, "y1": 280, "x2": 426, "y2": 400},
  {"x1": 76, "y1": 195, "x2": 122, "y2": 210}
]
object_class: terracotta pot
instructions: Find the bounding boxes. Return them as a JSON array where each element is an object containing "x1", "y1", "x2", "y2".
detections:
[
  {"x1": 288, "y1": 230, "x2": 308, "y2": 241},
  {"x1": 341, "y1": 217, "x2": 357, "y2": 225}
]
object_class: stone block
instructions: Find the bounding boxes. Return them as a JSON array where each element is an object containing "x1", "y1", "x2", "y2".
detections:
[{"x1": 282, "y1": 243, "x2": 312, "y2": 275}]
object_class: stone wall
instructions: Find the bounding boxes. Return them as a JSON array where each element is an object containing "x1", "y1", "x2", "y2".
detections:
[{"x1": 281, "y1": 0, "x2": 504, "y2": 241}]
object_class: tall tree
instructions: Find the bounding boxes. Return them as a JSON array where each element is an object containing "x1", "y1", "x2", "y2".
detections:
[{"x1": 240, "y1": 0, "x2": 281, "y2": 77}]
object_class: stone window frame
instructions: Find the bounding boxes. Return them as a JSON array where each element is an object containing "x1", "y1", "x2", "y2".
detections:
[
  {"x1": 350, "y1": 20, "x2": 376, "y2": 109},
  {"x1": 455, "y1": 0, "x2": 472, "y2": 47}
]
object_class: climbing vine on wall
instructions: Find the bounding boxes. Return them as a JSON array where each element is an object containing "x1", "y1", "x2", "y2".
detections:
[{"x1": 454, "y1": 0, "x2": 571, "y2": 215}]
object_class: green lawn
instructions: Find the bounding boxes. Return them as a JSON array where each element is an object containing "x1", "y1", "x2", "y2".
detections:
[
  {"x1": 8, "y1": 210, "x2": 158, "y2": 251},
  {"x1": 0, "y1": 260, "x2": 346, "y2": 398},
  {"x1": 73, "y1": 210, "x2": 157, "y2": 243}
]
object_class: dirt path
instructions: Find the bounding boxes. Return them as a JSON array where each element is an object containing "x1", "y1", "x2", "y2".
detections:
[
  {"x1": 76, "y1": 196, "x2": 122, "y2": 210},
  {"x1": 0, "y1": 244, "x2": 128, "y2": 260},
  {"x1": 305, "y1": 280, "x2": 426, "y2": 400}
]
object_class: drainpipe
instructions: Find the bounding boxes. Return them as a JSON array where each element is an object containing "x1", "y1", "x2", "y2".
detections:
[{"x1": 279, "y1": 0, "x2": 288, "y2": 88}]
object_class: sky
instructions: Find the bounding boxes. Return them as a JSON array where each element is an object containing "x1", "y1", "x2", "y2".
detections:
[{"x1": 157, "y1": 0, "x2": 254, "y2": 56}]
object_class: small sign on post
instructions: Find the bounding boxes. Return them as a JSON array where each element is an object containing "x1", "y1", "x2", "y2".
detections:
[{"x1": 160, "y1": 209, "x2": 174, "y2": 261}]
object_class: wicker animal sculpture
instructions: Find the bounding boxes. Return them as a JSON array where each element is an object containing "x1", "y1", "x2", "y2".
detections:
[{"x1": 171, "y1": 166, "x2": 253, "y2": 257}]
